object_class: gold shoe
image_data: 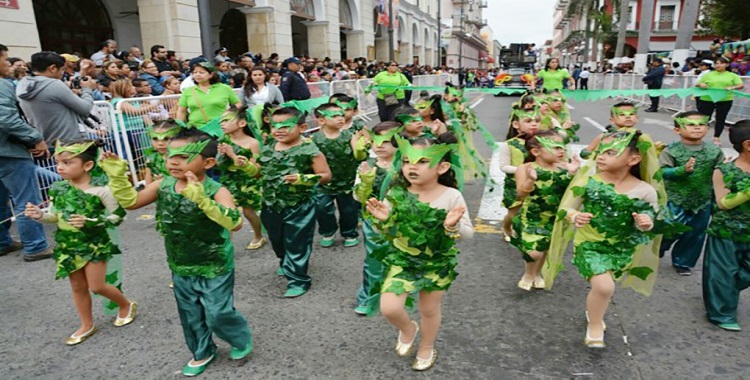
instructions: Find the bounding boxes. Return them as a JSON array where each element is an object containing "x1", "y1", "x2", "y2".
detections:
[
  {"x1": 395, "y1": 320, "x2": 419, "y2": 357},
  {"x1": 412, "y1": 349, "x2": 438, "y2": 371},
  {"x1": 585, "y1": 311, "x2": 606, "y2": 331},
  {"x1": 64, "y1": 326, "x2": 97, "y2": 346},
  {"x1": 114, "y1": 301, "x2": 137, "y2": 327},
  {"x1": 584, "y1": 326, "x2": 606, "y2": 348},
  {"x1": 517, "y1": 276, "x2": 533, "y2": 291},
  {"x1": 532, "y1": 276, "x2": 545, "y2": 289},
  {"x1": 246, "y1": 237, "x2": 267, "y2": 250}
]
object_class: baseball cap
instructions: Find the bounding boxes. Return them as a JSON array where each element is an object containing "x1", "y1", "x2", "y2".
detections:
[
  {"x1": 61, "y1": 54, "x2": 80, "y2": 63},
  {"x1": 283, "y1": 57, "x2": 302, "y2": 67},
  {"x1": 700, "y1": 59, "x2": 714, "y2": 66}
]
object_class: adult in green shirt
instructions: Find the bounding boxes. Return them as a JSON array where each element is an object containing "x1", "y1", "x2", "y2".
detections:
[
  {"x1": 696, "y1": 57, "x2": 745, "y2": 144},
  {"x1": 177, "y1": 62, "x2": 241, "y2": 127},
  {"x1": 368, "y1": 61, "x2": 411, "y2": 121},
  {"x1": 532, "y1": 58, "x2": 574, "y2": 92}
]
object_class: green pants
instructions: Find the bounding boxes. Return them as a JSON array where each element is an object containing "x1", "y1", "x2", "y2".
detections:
[
  {"x1": 262, "y1": 200, "x2": 316, "y2": 291},
  {"x1": 355, "y1": 219, "x2": 385, "y2": 308},
  {"x1": 314, "y1": 191, "x2": 360, "y2": 239},
  {"x1": 173, "y1": 270, "x2": 252, "y2": 360},
  {"x1": 702, "y1": 237, "x2": 750, "y2": 325}
]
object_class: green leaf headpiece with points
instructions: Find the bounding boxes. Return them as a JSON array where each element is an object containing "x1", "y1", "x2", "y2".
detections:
[
  {"x1": 395, "y1": 114, "x2": 423, "y2": 124},
  {"x1": 317, "y1": 109, "x2": 345, "y2": 119},
  {"x1": 611, "y1": 106, "x2": 639, "y2": 117},
  {"x1": 414, "y1": 98, "x2": 435, "y2": 110},
  {"x1": 597, "y1": 131, "x2": 636, "y2": 157},
  {"x1": 674, "y1": 116, "x2": 709, "y2": 128},
  {"x1": 334, "y1": 99, "x2": 358, "y2": 110},
  {"x1": 148, "y1": 126, "x2": 181, "y2": 140},
  {"x1": 54, "y1": 140, "x2": 96, "y2": 158},
  {"x1": 271, "y1": 112, "x2": 304, "y2": 130},
  {"x1": 513, "y1": 107, "x2": 541, "y2": 120},
  {"x1": 535, "y1": 135, "x2": 565, "y2": 153},
  {"x1": 167, "y1": 139, "x2": 211, "y2": 163},
  {"x1": 371, "y1": 127, "x2": 401, "y2": 147},
  {"x1": 396, "y1": 137, "x2": 452, "y2": 168}
]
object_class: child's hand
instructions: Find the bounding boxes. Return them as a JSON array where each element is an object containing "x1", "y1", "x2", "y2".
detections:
[
  {"x1": 218, "y1": 143, "x2": 237, "y2": 159},
  {"x1": 685, "y1": 157, "x2": 696, "y2": 173},
  {"x1": 565, "y1": 156, "x2": 581, "y2": 174},
  {"x1": 234, "y1": 156, "x2": 249, "y2": 167},
  {"x1": 100, "y1": 151, "x2": 121, "y2": 161},
  {"x1": 67, "y1": 214, "x2": 90, "y2": 228},
  {"x1": 355, "y1": 129, "x2": 370, "y2": 143},
  {"x1": 444, "y1": 205, "x2": 467, "y2": 228},
  {"x1": 359, "y1": 161, "x2": 372, "y2": 174},
  {"x1": 24, "y1": 202, "x2": 43, "y2": 220},
  {"x1": 573, "y1": 212, "x2": 594, "y2": 227},
  {"x1": 365, "y1": 198, "x2": 390, "y2": 221},
  {"x1": 632, "y1": 212, "x2": 653, "y2": 230},
  {"x1": 563, "y1": 120, "x2": 575, "y2": 129},
  {"x1": 185, "y1": 171, "x2": 199, "y2": 185},
  {"x1": 698, "y1": 83, "x2": 708, "y2": 89},
  {"x1": 525, "y1": 164, "x2": 538, "y2": 181},
  {"x1": 283, "y1": 174, "x2": 300, "y2": 184}
]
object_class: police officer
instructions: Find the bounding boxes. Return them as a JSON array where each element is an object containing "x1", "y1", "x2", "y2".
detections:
[{"x1": 280, "y1": 57, "x2": 311, "y2": 101}]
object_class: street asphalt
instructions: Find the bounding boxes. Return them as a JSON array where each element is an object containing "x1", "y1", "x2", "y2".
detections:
[{"x1": 0, "y1": 94, "x2": 747, "y2": 379}]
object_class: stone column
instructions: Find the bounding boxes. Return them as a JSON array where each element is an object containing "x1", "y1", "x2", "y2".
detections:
[
  {"x1": 137, "y1": 0, "x2": 202, "y2": 59},
  {"x1": 399, "y1": 42, "x2": 411, "y2": 65},
  {"x1": 345, "y1": 30, "x2": 366, "y2": 59},
  {"x1": 240, "y1": 7, "x2": 275, "y2": 56},
  {"x1": 375, "y1": 38, "x2": 390, "y2": 61},
  {"x1": 302, "y1": 21, "x2": 330, "y2": 60}
]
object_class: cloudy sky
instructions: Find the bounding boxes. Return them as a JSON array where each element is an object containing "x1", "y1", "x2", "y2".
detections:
[{"x1": 486, "y1": 0, "x2": 554, "y2": 47}]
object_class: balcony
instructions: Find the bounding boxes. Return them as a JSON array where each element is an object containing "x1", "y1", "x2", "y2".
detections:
[
  {"x1": 478, "y1": 0, "x2": 488, "y2": 8},
  {"x1": 555, "y1": 0, "x2": 569, "y2": 10}
]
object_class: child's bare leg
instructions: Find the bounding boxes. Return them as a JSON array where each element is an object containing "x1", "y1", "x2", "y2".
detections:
[
  {"x1": 243, "y1": 208, "x2": 263, "y2": 240},
  {"x1": 586, "y1": 273, "x2": 615, "y2": 338},
  {"x1": 84, "y1": 261, "x2": 131, "y2": 317},
  {"x1": 534, "y1": 252, "x2": 547, "y2": 277},
  {"x1": 68, "y1": 270, "x2": 94, "y2": 335},
  {"x1": 502, "y1": 206, "x2": 520, "y2": 237},
  {"x1": 522, "y1": 251, "x2": 542, "y2": 281},
  {"x1": 417, "y1": 290, "x2": 444, "y2": 358},
  {"x1": 380, "y1": 292, "x2": 416, "y2": 341}
]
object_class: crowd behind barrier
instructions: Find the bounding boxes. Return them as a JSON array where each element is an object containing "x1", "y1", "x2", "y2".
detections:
[
  {"x1": 586, "y1": 72, "x2": 750, "y2": 122},
  {"x1": 30, "y1": 74, "x2": 452, "y2": 203}
]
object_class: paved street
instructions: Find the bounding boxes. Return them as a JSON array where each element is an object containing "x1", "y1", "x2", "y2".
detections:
[{"x1": 1, "y1": 95, "x2": 748, "y2": 379}]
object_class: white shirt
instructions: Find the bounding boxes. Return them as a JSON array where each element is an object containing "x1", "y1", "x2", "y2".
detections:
[
  {"x1": 180, "y1": 76, "x2": 195, "y2": 91},
  {"x1": 250, "y1": 85, "x2": 270, "y2": 105},
  {"x1": 579, "y1": 70, "x2": 590, "y2": 79}
]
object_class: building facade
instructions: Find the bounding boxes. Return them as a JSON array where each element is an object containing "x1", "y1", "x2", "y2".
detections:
[
  {"x1": 1, "y1": 0, "x2": 440, "y2": 65},
  {"x1": 439, "y1": 0, "x2": 488, "y2": 69}
]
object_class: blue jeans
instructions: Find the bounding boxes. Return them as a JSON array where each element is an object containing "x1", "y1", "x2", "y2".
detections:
[{"x1": 0, "y1": 157, "x2": 50, "y2": 254}]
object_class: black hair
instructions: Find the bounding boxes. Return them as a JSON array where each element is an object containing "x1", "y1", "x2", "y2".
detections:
[
  {"x1": 0, "y1": 44, "x2": 7, "y2": 54},
  {"x1": 225, "y1": 104, "x2": 254, "y2": 137},
  {"x1": 610, "y1": 101, "x2": 637, "y2": 116},
  {"x1": 506, "y1": 104, "x2": 541, "y2": 140},
  {"x1": 132, "y1": 78, "x2": 148, "y2": 88},
  {"x1": 391, "y1": 105, "x2": 419, "y2": 123},
  {"x1": 154, "y1": 118, "x2": 179, "y2": 130},
  {"x1": 673, "y1": 111, "x2": 708, "y2": 128},
  {"x1": 371, "y1": 121, "x2": 401, "y2": 147},
  {"x1": 170, "y1": 129, "x2": 218, "y2": 159},
  {"x1": 150, "y1": 45, "x2": 165, "y2": 57},
  {"x1": 544, "y1": 57, "x2": 559, "y2": 71},
  {"x1": 191, "y1": 64, "x2": 220, "y2": 84},
  {"x1": 729, "y1": 120, "x2": 750, "y2": 153},
  {"x1": 523, "y1": 130, "x2": 560, "y2": 163},
  {"x1": 314, "y1": 102, "x2": 343, "y2": 118},
  {"x1": 329, "y1": 93, "x2": 358, "y2": 109},
  {"x1": 716, "y1": 57, "x2": 731, "y2": 65},
  {"x1": 272, "y1": 107, "x2": 305, "y2": 125},
  {"x1": 243, "y1": 66, "x2": 269, "y2": 97},
  {"x1": 58, "y1": 139, "x2": 106, "y2": 163},
  {"x1": 418, "y1": 94, "x2": 446, "y2": 122},
  {"x1": 29, "y1": 52, "x2": 65, "y2": 72},
  {"x1": 398, "y1": 132, "x2": 459, "y2": 189},
  {"x1": 600, "y1": 130, "x2": 644, "y2": 179},
  {"x1": 518, "y1": 92, "x2": 537, "y2": 110},
  {"x1": 231, "y1": 72, "x2": 246, "y2": 89}
]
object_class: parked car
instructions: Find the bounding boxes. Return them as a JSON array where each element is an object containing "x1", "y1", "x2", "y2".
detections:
[{"x1": 494, "y1": 67, "x2": 533, "y2": 96}]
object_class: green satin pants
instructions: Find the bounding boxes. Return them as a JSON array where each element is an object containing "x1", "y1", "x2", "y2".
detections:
[
  {"x1": 314, "y1": 191, "x2": 361, "y2": 239},
  {"x1": 262, "y1": 200, "x2": 316, "y2": 291},
  {"x1": 172, "y1": 270, "x2": 252, "y2": 360},
  {"x1": 702, "y1": 237, "x2": 750, "y2": 325},
  {"x1": 355, "y1": 219, "x2": 385, "y2": 308}
]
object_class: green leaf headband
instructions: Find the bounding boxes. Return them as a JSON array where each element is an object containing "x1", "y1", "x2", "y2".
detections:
[
  {"x1": 548, "y1": 95, "x2": 566, "y2": 103},
  {"x1": 317, "y1": 109, "x2": 345, "y2": 120},
  {"x1": 611, "y1": 106, "x2": 639, "y2": 117},
  {"x1": 597, "y1": 131, "x2": 635, "y2": 157},
  {"x1": 54, "y1": 140, "x2": 96, "y2": 158},
  {"x1": 534, "y1": 95, "x2": 549, "y2": 105},
  {"x1": 414, "y1": 98, "x2": 435, "y2": 110},
  {"x1": 535, "y1": 136, "x2": 565, "y2": 153},
  {"x1": 371, "y1": 128, "x2": 401, "y2": 147},
  {"x1": 196, "y1": 61, "x2": 217, "y2": 73},
  {"x1": 271, "y1": 113, "x2": 304, "y2": 130},
  {"x1": 396, "y1": 137, "x2": 452, "y2": 168},
  {"x1": 167, "y1": 139, "x2": 211, "y2": 163},
  {"x1": 675, "y1": 116, "x2": 709, "y2": 128},
  {"x1": 395, "y1": 114, "x2": 423, "y2": 124},
  {"x1": 513, "y1": 107, "x2": 541, "y2": 120},
  {"x1": 447, "y1": 86, "x2": 463, "y2": 97},
  {"x1": 334, "y1": 99, "x2": 358, "y2": 110},
  {"x1": 148, "y1": 126, "x2": 181, "y2": 140}
]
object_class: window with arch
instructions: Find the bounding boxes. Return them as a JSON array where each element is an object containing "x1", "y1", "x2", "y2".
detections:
[
  {"x1": 339, "y1": 0, "x2": 353, "y2": 30},
  {"x1": 32, "y1": 0, "x2": 114, "y2": 56},
  {"x1": 290, "y1": 0, "x2": 315, "y2": 20}
]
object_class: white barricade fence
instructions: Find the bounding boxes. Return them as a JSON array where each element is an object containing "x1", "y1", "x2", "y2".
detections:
[
  {"x1": 727, "y1": 77, "x2": 750, "y2": 123},
  {"x1": 307, "y1": 81, "x2": 331, "y2": 100}
]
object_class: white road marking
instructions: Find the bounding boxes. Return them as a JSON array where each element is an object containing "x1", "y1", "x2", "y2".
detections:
[
  {"x1": 583, "y1": 117, "x2": 607, "y2": 132},
  {"x1": 643, "y1": 118, "x2": 675, "y2": 131},
  {"x1": 469, "y1": 96, "x2": 486, "y2": 109},
  {"x1": 567, "y1": 104, "x2": 575, "y2": 110}
]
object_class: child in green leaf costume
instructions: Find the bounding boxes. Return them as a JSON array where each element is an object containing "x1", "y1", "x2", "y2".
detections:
[
  {"x1": 365, "y1": 133, "x2": 474, "y2": 371},
  {"x1": 415, "y1": 95, "x2": 449, "y2": 137},
  {"x1": 659, "y1": 112, "x2": 724, "y2": 275},
  {"x1": 499, "y1": 105, "x2": 542, "y2": 241},
  {"x1": 260, "y1": 107, "x2": 332, "y2": 298},
  {"x1": 511, "y1": 131, "x2": 579, "y2": 290},
  {"x1": 99, "y1": 129, "x2": 253, "y2": 376},
  {"x1": 544, "y1": 131, "x2": 659, "y2": 349},
  {"x1": 25, "y1": 140, "x2": 135, "y2": 346},
  {"x1": 352, "y1": 121, "x2": 401, "y2": 315},
  {"x1": 393, "y1": 105, "x2": 430, "y2": 138},
  {"x1": 217, "y1": 105, "x2": 265, "y2": 250},
  {"x1": 703, "y1": 120, "x2": 750, "y2": 332},
  {"x1": 312, "y1": 103, "x2": 369, "y2": 248},
  {"x1": 330, "y1": 93, "x2": 366, "y2": 132},
  {"x1": 144, "y1": 119, "x2": 181, "y2": 184},
  {"x1": 539, "y1": 91, "x2": 580, "y2": 143}
]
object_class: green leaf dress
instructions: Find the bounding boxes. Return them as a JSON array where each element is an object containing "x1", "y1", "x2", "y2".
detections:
[{"x1": 216, "y1": 137, "x2": 262, "y2": 209}]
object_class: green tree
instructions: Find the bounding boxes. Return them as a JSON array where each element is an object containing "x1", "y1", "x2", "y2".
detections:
[{"x1": 700, "y1": 0, "x2": 750, "y2": 40}]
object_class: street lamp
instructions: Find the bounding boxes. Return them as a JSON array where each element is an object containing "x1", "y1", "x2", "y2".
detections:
[{"x1": 458, "y1": 0, "x2": 476, "y2": 72}]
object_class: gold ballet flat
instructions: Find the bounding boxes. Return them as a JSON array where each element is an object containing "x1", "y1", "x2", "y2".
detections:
[
  {"x1": 114, "y1": 301, "x2": 137, "y2": 327},
  {"x1": 246, "y1": 237, "x2": 267, "y2": 250},
  {"x1": 412, "y1": 349, "x2": 438, "y2": 371},
  {"x1": 584, "y1": 326, "x2": 606, "y2": 348},
  {"x1": 532, "y1": 276, "x2": 545, "y2": 289},
  {"x1": 64, "y1": 326, "x2": 97, "y2": 346},
  {"x1": 517, "y1": 276, "x2": 533, "y2": 291},
  {"x1": 395, "y1": 320, "x2": 419, "y2": 357}
]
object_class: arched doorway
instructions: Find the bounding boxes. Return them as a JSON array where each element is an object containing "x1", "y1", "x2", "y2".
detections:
[
  {"x1": 33, "y1": 0, "x2": 113, "y2": 56},
  {"x1": 412, "y1": 24, "x2": 420, "y2": 65},
  {"x1": 290, "y1": 0, "x2": 315, "y2": 57},
  {"x1": 220, "y1": 9, "x2": 248, "y2": 58},
  {"x1": 339, "y1": 0, "x2": 353, "y2": 60}
]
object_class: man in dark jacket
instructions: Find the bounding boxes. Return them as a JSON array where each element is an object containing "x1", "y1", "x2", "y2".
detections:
[
  {"x1": 279, "y1": 57, "x2": 310, "y2": 101},
  {"x1": 642, "y1": 58, "x2": 666, "y2": 112},
  {"x1": 0, "y1": 44, "x2": 53, "y2": 261}
]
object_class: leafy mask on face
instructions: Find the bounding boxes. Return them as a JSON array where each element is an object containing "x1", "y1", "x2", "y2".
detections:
[
  {"x1": 167, "y1": 139, "x2": 211, "y2": 163},
  {"x1": 548, "y1": 95, "x2": 566, "y2": 103},
  {"x1": 513, "y1": 107, "x2": 541, "y2": 121},
  {"x1": 371, "y1": 128, "x2": 401, "y2": 147},
  {"x1": 535, "y1": 135, "x2": 565, "y2": 154},
  {"x1": 396, "y1": 114, "x2": 423, "y2": 124},
  {"x1": 317, "y1": 109, "x2": 345, "y2": 120},
  {"x1": 414, "y1": 99, "x2": 435, "y2": 110},
  {"x1": 611, "y1": 106, "x2": 639, "y2": 117},
  {"x1": 597, "y1": 132, "x2": 635, "y2": 157},
  {"x1": 271, "y1": 113, "x2": 303, "y2": 130},
  {"x1": 396, "y1": 137, "x2": 452, "y2": 168},
  {"x1": 148, "y1": 126, "x2": 181, "y2": 140},
  {"x1": 675, "y1": 116, "x2": 709, "y2": 128},
  {"x1": 54, "y1": 140, "x2": 96, "y2": 158},
  {"x1": 334, "y1": 99, "x2": 358, "y2": 110}
]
